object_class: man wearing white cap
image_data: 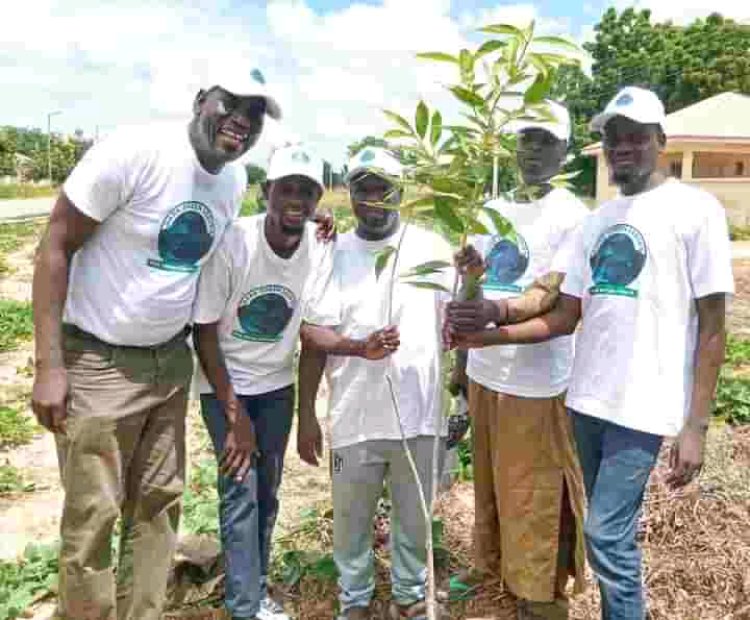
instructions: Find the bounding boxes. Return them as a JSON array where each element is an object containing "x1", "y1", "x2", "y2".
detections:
[
  {"x1": 31, "y1": 70, "x2": 281, "y2": 620},
  {"x1": 298, "y1": 147, "x2": 451, "y2": 620},
  {"x1": 193, "y1": 144, "x2": 333, "y2": 620},
  {"x1": 446, "y1": 101, "x2": 587, "y2": 619},
  {"x1": 449, "y1": 87, "x2": 734, "y2": 619}
]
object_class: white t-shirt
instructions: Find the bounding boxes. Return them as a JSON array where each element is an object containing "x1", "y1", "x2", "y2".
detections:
[
  {"x1": 562, "y1": 180, "x2": 735, "y2": 437},
  {"x1": 306, "y1": 225, "x2": 453, "y2": 450},
  {"x1": 193, "y1": 215, "x2": 334, "y2": 396},
  {"x1": 63, "y1": 122, "x2": 245, "y2": 346},
  {"x1": 468, "y1": 188, "x2": 588, "y2": 398}
]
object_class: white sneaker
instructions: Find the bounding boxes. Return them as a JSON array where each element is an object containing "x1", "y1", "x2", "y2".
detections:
[{"x1": 256, "y1": 596, "x2": 290, "y2": 620}]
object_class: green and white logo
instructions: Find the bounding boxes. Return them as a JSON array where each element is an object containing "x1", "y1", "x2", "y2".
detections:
[
  {"x1": 589, "y1": 223, "x2": 647, "y2": 298},
  {"x1": 360, "y1": 149, "x2": 376, "y2": 163},
  {"x1": 233, "y1": 284, "x2": 297, "y2": 343},
  {"x1": 148, "y1": 201, "x2": 216, "y2": 273},
  {"x1": 292, "y1": 150, "x2": 311, "y2": 163},
  {"x1": 483, "y1": 231, "x2": 530, "y2": 293}
]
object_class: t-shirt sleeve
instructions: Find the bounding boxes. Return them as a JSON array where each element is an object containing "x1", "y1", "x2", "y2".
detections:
[
  {"x1": 559, "y1": 221, "x2": 587, "y2": 299},
  {"x1": 687, "y1": 195, "x2": 735, "y2": 298},
  {"x1": 303, "y1": 247, "x2": 342, "y2": 326},
  {"x1": 63, "y1": 129, "x2": 137, "y2": 222},
  {"x1": 192, "y1": 238, "x2": 233, "y2": 324}
]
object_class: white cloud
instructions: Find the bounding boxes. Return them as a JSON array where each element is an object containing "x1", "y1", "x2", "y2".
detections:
[{"x1": 2, "y1": 0, "x2": 590, "y2": 169}]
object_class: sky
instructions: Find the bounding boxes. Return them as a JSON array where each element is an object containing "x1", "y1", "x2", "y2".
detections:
[{"x1": 3, "y1": 0, "x2": 748, "y2": 168}]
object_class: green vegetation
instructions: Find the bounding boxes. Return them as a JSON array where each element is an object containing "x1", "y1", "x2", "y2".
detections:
[
  {"x1": 714, "y1": 335, "x2": 750, "y2": 425},
  {"x1": 0, "y1": 405, "x2": 36, "y2": 449},
  {"x1": 0, "y1": 219, "x2": 44, "y2": 276},
  {"x1": 0, "y1": 301, "x2": 33, "y2": 353},
  {"x1": 0, "y1": 463, "x2": 33, "y2": 496},
  {"x1": 729, "y1": 224, "x2": 750, "y2": 242},
  {"x1": 0, "y1": 185, "x2": 55, "y2": 201},
  {"x1": 0, "y1": 544, "x2": 58, "y2": 620},
  {"x1": 181, "y1": 458, "x2": 219, "y2": 536}
]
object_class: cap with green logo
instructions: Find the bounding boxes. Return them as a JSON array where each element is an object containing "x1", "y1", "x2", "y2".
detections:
[
  {"x1": 267, "y1": 145, "x2": 325, "y2": 192},
  {"x1": 345, "y1": 147, "x2": 403, "y2": 184}
]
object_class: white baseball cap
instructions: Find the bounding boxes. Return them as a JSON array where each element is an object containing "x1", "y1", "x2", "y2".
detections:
[
  {"x1": 213, "y1": 68, "x2": 282, "y2": 120},
  {"x1": 590, "y1": 86, "x2": 665, "y2": 133},
  {"x1": 506, "y1": 100, "x2": 571, "y2": 142},
  {"x1": 345, "y1": 147, "x2": 403, "y2": 184},
  {"x1": 267, "y1": 145, "x2": 325, "y2": 193}
]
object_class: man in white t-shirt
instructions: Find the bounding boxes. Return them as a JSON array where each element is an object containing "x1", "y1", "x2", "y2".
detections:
[
  {"x1": 31, "y1": 71, "x2": 281, "y2": 620},
  {"x1": 298, "y1": 147, "x2": 450, "y2": 620},
  {"x1": 192, "y1": 145, "x2": 333, "y2": 620},
  {"x1": 446, "y1": 102, "x2": 587, "y2": 619},
  {"x1": 449, "y1": 87, "x2": 734, "y2": 619}
]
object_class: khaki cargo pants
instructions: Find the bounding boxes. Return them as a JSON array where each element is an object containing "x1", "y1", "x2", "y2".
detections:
[
  {"x1": 55, "y1": 325, "x2": 193, "y2": 620},
  {"x1": 469, "y1": 382, "x2": 587, "y2": 619}
]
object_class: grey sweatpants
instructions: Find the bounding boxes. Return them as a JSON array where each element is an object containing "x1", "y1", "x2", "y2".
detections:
[{"x1": 332, "y1": 436, "x2": 445, "y2": 612}]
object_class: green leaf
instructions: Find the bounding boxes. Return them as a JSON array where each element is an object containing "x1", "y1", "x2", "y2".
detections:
[
  {"x1": 481, "y1": 206, "x2": 515, "y2": 237},
  {"x1": 459, "y1": 49, "x2": 474, "y2": 76},
  {"x1": 384, "y1": 129, "x2": 412, "y2": 139},
  {"x1": 401, "y1": 260, "x2": 452, "y2": 279},
  {"x1": 465, "y1": 217, "x2": 490, "y2": 235},
  {"x1": 449, "y1": 86, "x2": 485, "y2": 108},
  {"x1": 476, "y1": 40, "x2": 506, "y2": 58},
  {"x1": 532, "y1": 36, "x2": 581, "y2": 53},
  {"x1": 374, "y1": 245, "x2": 396, "y2": 280},
  {"x1": 524, "y1": 72, "x2": 549, "y2": 104},
  {"x1": 400, "y1": 196, "x2": 435, "y2": 212},
  {"x1": 415, "y1": 101, "x2": 429, "y2": 140},
  {"x1": 405, "y1": 281, "x2": 451, "y2": 293},
  {"x1": 479, "y1": 23, "x2": 524, "y2": 38},
  {"x1": 430, "y1": 110, "x2": 442, "y2": 146},
  {"x1": 416, "y1": 52, "x2": 459, "y2": 64},
  {"x1": 434, "y1": 198, "x2": 465, "y2": 234},
  {"x1": 383, "y1": 110, "x2": 412, "y2": 134}
]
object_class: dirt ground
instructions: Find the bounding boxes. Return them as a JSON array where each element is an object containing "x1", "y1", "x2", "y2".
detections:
[{"x1": 1, "y1": 237, "x2": 748, "y2": 619}]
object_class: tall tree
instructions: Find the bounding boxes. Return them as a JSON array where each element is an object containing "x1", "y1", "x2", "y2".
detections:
[{"x1": 554, "y1": 9, "x2": 750, "y2": 194}]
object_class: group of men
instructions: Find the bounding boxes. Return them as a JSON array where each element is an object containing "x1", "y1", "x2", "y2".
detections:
[{"x1": 30, "y1": 66, "x2": 733, "y2": 620}]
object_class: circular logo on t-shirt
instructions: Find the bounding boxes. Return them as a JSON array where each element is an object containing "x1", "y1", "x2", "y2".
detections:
[
  {"x1": 233, "y1": 285, "x2": 297, "y2": 343},
  {"x1": 589, "y1": 224, "x2": 647, "y2": 297},
  {"x1": 484, "y1": 232, "x2": 530, "y2": 292},
  {"x1": 149, "y1": 202, "x2": 216, "y2": 273}
]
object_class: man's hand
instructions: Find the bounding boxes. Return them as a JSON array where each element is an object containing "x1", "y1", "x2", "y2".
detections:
[
  {"x1": 31, "y1": 366, "x2": 68, "y2": 434},
  {"x1": 361, "y1": 325, "x2": 400, "y2": 360},
  {"x1": 454, "y1": 245, "x2": 485, "y2": 280},
  {"x1": 221, "y1": 402, "x2": 258, "y2": 483},
  {"x1": 312, "y1": 207, "x2": 336, "y2": 243},
  {"x1": 298, "y1": 413, "x2": 323, "y2": 466},
  {"x1": 446, "y1": 300, "x2": 505, "y2": 334},
  {"x1": 666, "y1": 424, "x2": 707, "y2": 488}
]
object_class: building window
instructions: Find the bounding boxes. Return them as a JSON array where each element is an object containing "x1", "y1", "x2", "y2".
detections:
[
  {"x1": 669, "y1": 161, "x2": 682, "y2": 178},
  {"x1": 693, "y1": 152, "x2": 750, "y2": 178}
]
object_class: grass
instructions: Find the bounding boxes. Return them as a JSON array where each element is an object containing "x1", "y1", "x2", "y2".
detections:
[
  {"x1": 0, "y1": 405, "x2": 36, "y2": 449},
  {"x1": 0, "y1": 300, "x2": 33, "y2": 353},
  {"x1": 0, "y1": 463, "x2": 33, "y2": 496},
  {"x1": 0, "y1": 543, "x2": 58, "y2": 620},
  {"x1": 0, "y1": 185, "x2": 55, "y2": 201},
  {"x1": 0, "y1": 220, "x2": 44, "y2": 276}
]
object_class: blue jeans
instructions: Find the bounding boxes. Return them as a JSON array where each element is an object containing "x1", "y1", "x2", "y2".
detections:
[
  {"x1": 200, "y1": 386, "x2": 295, "y2": 619},
  {"x1": 570, "y1": 411, "x2": 663, "y2": 620}
]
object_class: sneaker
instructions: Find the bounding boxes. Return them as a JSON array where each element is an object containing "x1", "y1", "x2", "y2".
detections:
[{"x1": 256, "y1": 596, "x2": 290, "y2": 620}]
